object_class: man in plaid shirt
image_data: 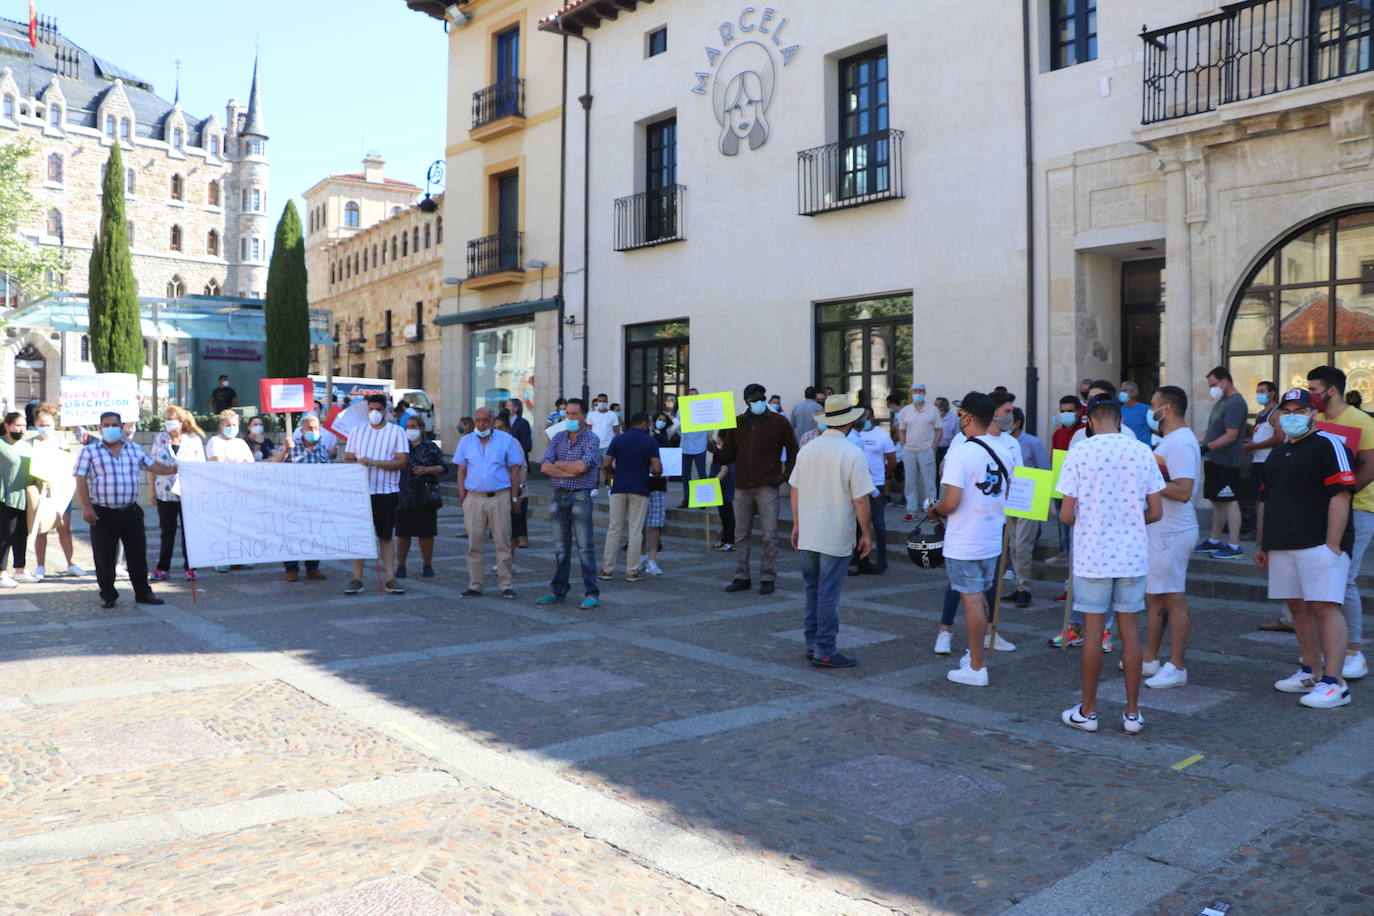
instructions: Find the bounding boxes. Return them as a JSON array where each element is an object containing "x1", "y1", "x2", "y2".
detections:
[
  {"x1": 75, "y1": 412, "x2": 178, "y2": 608},
  {"x1": 537, "y1": 398, "x2": 604, "y2": 609},
  {"x1": 270, "y1": 413, "x2": 332, "y2": 581}
]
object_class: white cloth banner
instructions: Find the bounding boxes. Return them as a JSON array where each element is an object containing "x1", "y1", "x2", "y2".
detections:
[{"x1": 178, "y1": 462, "x2": 376, "y2": 568}]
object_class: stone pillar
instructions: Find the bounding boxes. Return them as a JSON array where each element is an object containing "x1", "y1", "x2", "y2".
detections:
[{"x1": 1158, "y1": 152, "x2": 1196, "y2": 406}]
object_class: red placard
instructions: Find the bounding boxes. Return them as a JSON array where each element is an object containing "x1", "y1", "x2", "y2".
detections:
[
  {"x1": 257, "y1": 377, "x2": 314, "y2": 413},
  {"x1": 1316, "y1": 420, "x2": 1364, "y2": 455}
]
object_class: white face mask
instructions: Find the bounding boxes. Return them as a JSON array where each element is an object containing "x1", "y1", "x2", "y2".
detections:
[
  {"x1": 368, "y1": 409, "x2": 383, "y2": 425},
  {"x1": 1209, "y1": 385, "x2": 1223, "y2": 400},
  {"x1": 164, "y1": 419, "x2": 181, "y2": 434},
  {"x1": 405, "y1": 428, "x2": 421, "y2": 442},
  {"x1": 250, "y1": 424, "x2": 263, "y2": 434},
  {"x1": 36, "y1": 424, "x2": 54, "y2": 438}
]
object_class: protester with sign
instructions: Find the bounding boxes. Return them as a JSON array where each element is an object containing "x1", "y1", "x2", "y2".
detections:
[
  {"x1": 28, "y1": 404, "x2": 82, "y2": 578},
  {"x1": 537, "y1": 398, "x2": 603, "y2": 609},
  {"x1": 149, "y1": 406, "x2": 206, "y2": 582},
  {"x1": 269, "y1": 413, "x2": 334, "y2": 581},
  {"x1": 710, "y1": 434, "x2": 737, "y2": 552},
  {"x1": 75, "y1": 412, "x2": 177, "y2": 608},
  {"x1": 343, "y1": 393, "x2": 410, "y2": 596},
  {"x1": 0, "y1": 414, "x2": 33, "y2": 588},
  {"x1": 396, "y1": 414, "x2": 449, "y2": 581},
  {"x1": 209, "y1": 375, "x2": 238, "y2": 413},
  {"x1": 206, "y1": 411, "x2": 253, "y2": 463},
  {"x1": 1006, "y1": 407, "x2": 1050, "y2": 607}
]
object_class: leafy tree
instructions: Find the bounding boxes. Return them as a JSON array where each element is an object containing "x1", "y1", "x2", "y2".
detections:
[
  {"x1": 264, "y1": 200, "x2": 309, "y2": 377},
  {"x1": 87, "y1": 143, "x2": 143, "y2": 375},
  {"x1": 0, "y1": 140, "x2": 67, "y2": 302}
]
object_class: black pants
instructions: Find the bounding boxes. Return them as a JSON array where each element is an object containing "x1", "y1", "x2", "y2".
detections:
[
  {"x1": 512, "y1": 496, "x2": 529, "y2": 539},
  {"x1": 92, "y1": 504, "x2": 152, "y2": 601},
  {"x1": 0, "y1": 504, "x2": 26, "y2": 569},
  {"x1": 156, "y1": 499, "x2": 188, "y2": 572}
]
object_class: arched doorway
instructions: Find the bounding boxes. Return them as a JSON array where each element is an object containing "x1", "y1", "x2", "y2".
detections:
[{"x1": 1225, "y1": 207, "x2": 1374, "y2": 403}]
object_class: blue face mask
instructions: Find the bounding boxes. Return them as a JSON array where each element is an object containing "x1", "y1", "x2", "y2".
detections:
[
  {"x1": 1118, "y1": 391, "x2": 1130, "y2": 404},
  {"x1": 1146, "y1": 409, "x2": 1161, "y2": 433},
  {"x1": 655, "y1": 419, "x2": 667, "y2": 430},
  {"x1": 863, "y1": 420, "x2": 874, "y2": 431},
  {"x1": 748, "y1": 400, "x2": 767, "y2": 415},
  {"x1": 1058, "y1": 411, "x2": 1078, "y2": 427},
  {"x1": 564, "y1": 418, "x2": 580, "y2": 432},
  {"x1": 304, "y1": 430, "x2": 321, "y2": 443},
  {"x1": 476, "y1": 427, "x2": 492, "y2": 438},
  {"x1": 1256, "y1": 392, "x2": 1270, "y2": 406},
  {"x1": 913, "y1": 394, "x2": 925, "y2": 404},
  {"x1": 1279, "y1": 413, "x2": 1313, "y2": 438},
  {"x1": 100, "y1": 426, "x2": 123, "y2": 444}
]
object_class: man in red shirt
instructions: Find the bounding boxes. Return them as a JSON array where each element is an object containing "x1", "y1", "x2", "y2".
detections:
[{"x1": 1050, "y1": 395, "x2": 1086, "y2": 566}]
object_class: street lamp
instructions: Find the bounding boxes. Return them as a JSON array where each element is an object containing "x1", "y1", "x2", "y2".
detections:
[{"x1": 418, "y1": 160, "x2": 444, "y2": 219}]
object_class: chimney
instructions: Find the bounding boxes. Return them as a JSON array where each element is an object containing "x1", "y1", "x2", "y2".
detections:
[{"x1": 363, "y1": 152, "x2": 384, "y2": 183}]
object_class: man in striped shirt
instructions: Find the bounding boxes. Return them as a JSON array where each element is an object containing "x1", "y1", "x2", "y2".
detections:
[{"x1": 343, "y1": 394, "x2": 410, "y2": 595}]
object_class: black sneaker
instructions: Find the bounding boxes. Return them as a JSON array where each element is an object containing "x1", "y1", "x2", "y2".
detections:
[
  {"x1": 811, "y1": 652, "x2": 857, "y2": 668},
  {"x1": 501, "y1": 588, "x2": 516, "y2": 600},
  {"x1": 395, "y1": 564, "x2": 408, "y2": 579},
  {"x1": 460, "y1": 588, "x2": 482, "y2": 598},
  {"x1": 759, "y1": 581, "x2": 775, "y2": 595},
  {"x1": 422, "y1": 566, "x2": 435, "y2": 577},
  {"x1": 343, "y1": 579, "x2": 363, "y2": 595},
  {"x1": 1012, "y1": 589, "x2": 1032, "y2": 608},
  {"x1": 134, "y1": 594, "x2": 164, "y2": 606},
  {"x1": 725, "y1": 579, "x2": 752, "y2": 593},
  {"x1": 384, "y1": 579, "x2": 406, "y2": 595}
]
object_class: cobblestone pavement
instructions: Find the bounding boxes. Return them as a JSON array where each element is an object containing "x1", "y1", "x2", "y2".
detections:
[{"x1": 0, "y1": 487, "x2": 1371, "y2": 914}]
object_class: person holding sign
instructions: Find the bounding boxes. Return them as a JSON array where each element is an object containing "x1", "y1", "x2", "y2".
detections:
[
  {"x1": 74, "y1": 412, "x2": 178, "y2": 608},
  {"x1": 270, "y1": 413, "x2": 333, "y2": 581},
  {"x1": 789, "y1": 396, "x2": 874, "y2": 668},
  {"x1": 149, "y1": 406, "x2": 206, "y2": 582},
  {"x1": 537, "y1": 398, "x2": 604, "y2": 610},
  {"x1": 714, "y1": 383, "x2": 800, "y2": 596},
  {"x1": 1056, "y1": 395, "x2": 1164, "y2": 734},
  {"x1": 343, "y1": 394, "x2": 410, "y2": 596}
]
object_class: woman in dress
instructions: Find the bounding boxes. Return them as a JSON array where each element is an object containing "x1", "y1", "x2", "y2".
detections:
[
  {"x1": 395, "y1": 415, "x2": 447, "y2": 578},
  {"x1": 28, "y1": 403, "x2": 83, "y2": 578},
  {"x1": 150, "y1": 406, "x2": 206, "y2": 581}
]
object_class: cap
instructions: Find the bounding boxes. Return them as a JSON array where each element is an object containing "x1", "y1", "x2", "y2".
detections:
[
  {"x1": 1279, "y1": 388, "x2": 1312, "y2": 407},
  {"x1": 958, "y1": 391, "x2": 994, "y2": 421},
  {"x1": 911, "y1": 382, "x2": 927, "y2": 391}
]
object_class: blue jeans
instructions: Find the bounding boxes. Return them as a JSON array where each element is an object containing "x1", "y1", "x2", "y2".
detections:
[
  {"x1": 680, "y1": 451, "x2": 708, "y2": 502},
  {"x1": 855, "y1": 493, "x2": 887, "y2": 570},
  {"x1": 1342, "y1": 508, "x2": 1373, "y2": 644},
  {"x1": 550, "y1": 490, "x2": 598, "y2": 598},
  {"x1": 801, "y1": 550, "x2": 849, "y2": 657}
]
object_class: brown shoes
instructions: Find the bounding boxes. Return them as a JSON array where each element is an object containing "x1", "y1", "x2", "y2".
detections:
[
  {"x1": 1257, "y1": 620, "x2": 1295, "y2": 633},
  {"x1": 517, "y1": 537, "x2": 529, "y2": 548},
  {"x1": 307, "y1": 569, "x2": 327, "y2": 581},
  {"x1": 284, "y1": 571, "x2": 299, "y2": 582}
]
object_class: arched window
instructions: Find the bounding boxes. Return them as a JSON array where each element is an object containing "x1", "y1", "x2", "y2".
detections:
[
  {"x1": 119, "y1": 118, "x2": 131, "y2": 141},
  {"x1": 402, "y1": 232, "x2": 408, "y2": 257},
  {"x1": 80, "y1": 335, "x2": 90, "y2": 361},
  {"x1": 371, "y1": 245, "x2": 378, "y2": 268},
  {"x1": 169, "y1": 224, "x2": 182, "y2": 251},
  {"x1": 210, "y1": 135, "x2": 220, "y2": 157},
  {"x1": 207, "y1": 179, "x2": 220, "y2": 207},
  {"x1": 412, "y1": 227, "x2": 419, "y2": 253},
  {"x1": 391, "y1": 236, "x2": 398, "y2": 260},
  {"x1": 381, "y1": 241, "x2": 386, "y2": 265},
  {"x1": 48, "y1": 104, "x2": 61, "y2": 126},
  {"x1": 46, "y1": 208, "x2": 62, "y2": 238},
  {"x1": 207, "y1": 229, "x2": 220, "y2": 256},
  {"x1": 2, "y1": 95, "x2": 14, "y2": 119},
  {"x1": 424, "y1": 224, "x2": 431, "y2": 249},
  {"x1": 104, "y1": 114, "x2": 115, "y2": 135},
  {"x1": 344, "y1": 201, "x2": 360, "y2": 228},
  {"x1": 436, "y1": 216, "x2": 443, "y2": 244},
  {"x1": 353, "y1": 253, "x2": 360, "y2": 274},
  {"x1": 171, "y1": 127, "x2": 183, "y2": 149},
  {"x1": 1225, "y1": 207, "x2": 1374, "y2": 402},
  {"x1": 170, "y1": 173, "x2": 184, "y2": 201},
  {"x1": 250, "y1": 188, "x2": 261, "y2": 211},
  {"x1": 46, "y1": 152, "x2": 62, "y2": 183},
  {"x1": 203, "y1": 279, "x2": 221, "y2": 296},
  {"x1": 166, "y1": 275, "x2": 185, "y2": 298},
  {"x1": 125, "y1": 167, "x2": 135, "y2": 195},
  {"x1": 330, "y1": 263, "x2": 336, "y2": 284},
  {"x1": 345, "y1": 258, "x2": 351, "y2": 279}
]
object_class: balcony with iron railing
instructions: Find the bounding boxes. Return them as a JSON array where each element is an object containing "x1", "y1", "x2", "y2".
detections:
[
  {"x1": 471, "y1": 77, "x2": 526, "y2": 140},
  {"x1": 375, "y1": 331, "x2": 392, "y2": 349},
  {"x1": 1142, "y1": 0, "x2": 1374, "y2": 125},
  {"x1": 466, "y1": 231, "x2": 524, "y2": 289},
  {"x1": 797, "y1": 129, "x2": 905, "y2": 217},
  {"x1": 613, "y1": 185, "x2": 686, "y2": 251}
]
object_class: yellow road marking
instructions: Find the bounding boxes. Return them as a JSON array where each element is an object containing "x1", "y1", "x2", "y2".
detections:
[
  {"x1": 388, "y1": 722, "x2": 439, "y2": 751},
  {"x1": 1170, "y1": 753, "x2": 1205, "y2": 771}
]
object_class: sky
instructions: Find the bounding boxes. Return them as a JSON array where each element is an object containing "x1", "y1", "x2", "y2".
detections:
[{"x1": 18, "y1": 0, "x2": 449, "y2": 214}]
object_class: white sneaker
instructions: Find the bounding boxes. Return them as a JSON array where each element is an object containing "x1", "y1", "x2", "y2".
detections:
[
  {"x1": 1300, "y1": 681, "x2": 1352, "y2": 708},
  {"x1": 114, "y1": 565, "x2": 127, "y2": 579},
  {"x1": 32, "y1": 566, "x2": 44, "y2": 580},
  {"x1": 65, "y1": 564, "x2": 85, "y2": 577},
  {"x1": 933, "y1": 630, "x2": 952, "y2": 655},
  {"x1": 1274, "y1": 668, "x2": 1317, "y2": 693},
  {"x1": 1145, "y1": 662, "x2": 1188, "y2": 689},
  {"x1": 646, "y1": 560, "x2": 664, "y2": 576},
  {"x1": 0, "y1": 574, "x2": 16, "y2": 589},
  {"x1": 1122, "y1": 711, "x2": 1145, "y2": 735},
  {"x1": 947, "y1": 662, "x2": 988, "y2": 687},
  {"x1": 1061, "y1": 705, "x2": 1098, "y2": 732},
  {"x1": 1343, "y1": 651, "x2": 1369, "y2": 680},
  {"x1": 11, "y1": 572, "x2": 36, "y2": 583},
  {"x1": 1123, "y1": 658, "x2": 1162, "y2": 677},
  {"x1": 983, "y1": 632, "x2": 1016, "y2": 652}
]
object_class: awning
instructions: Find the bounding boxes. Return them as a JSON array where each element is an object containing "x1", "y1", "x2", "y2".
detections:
[
  {"x1": 4, "y1": 292, "x2": 334, "y2": 345},
  {"x1": 434, "y1": 297, "x2": 559, "y2": 327}
]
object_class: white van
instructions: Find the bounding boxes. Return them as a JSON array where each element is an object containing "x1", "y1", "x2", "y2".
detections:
[{"x1": 392, "y1": 388, "x2": 436, "y2": 436}]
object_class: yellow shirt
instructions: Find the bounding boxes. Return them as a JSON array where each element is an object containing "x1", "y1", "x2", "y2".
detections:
[{"x1": 1333, "y1": 406, "x2": 1374, "y2": 513}]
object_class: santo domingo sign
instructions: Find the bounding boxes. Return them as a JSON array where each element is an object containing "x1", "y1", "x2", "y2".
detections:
[{"x1": 692, "y1": 6, "x2": 802, "y2": 157}]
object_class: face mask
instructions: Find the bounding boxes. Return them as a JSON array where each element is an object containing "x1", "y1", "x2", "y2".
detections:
[
  {"x1": 993, "y1": 414, "x2": 1014, "y2": 432},
  {"x1": 475, "y1": 427, "x2": 491, "y2": 438},
  {"x1": 1118, "y1": 391, "x2": 1130, "y2": 404},
  {"x1": 223, "y1": 425, "x2": 239, "y2": 438},
  {"x1": 863, "y1": 420, "x2": 874, "y2": 431},
  {"x1": 368, "y1": 409, "x2": 384, "y2": 425},
  {"x1": 1208, "y1": 385, "x2": 1223, "y2": 400},
  {"x1": 250, "y1": 424, "x2": 263, "y2": 434},
  {"x1": 164, "y1": 419, "x2": 180, "y2": 434},
  {"x1": 1308, "y1": 390, "x2": 1329, "y2": 413},
  {"x1": 1058, "y1": 411, "x2": 1078, "y2": 427},
  {"x1": 101, "y1": 426, "x2": 123, "y2": 443},
  {"x1": 913, "y1": 394, "x2": 925, "y2": 404},
  {"x1": 771, "y1": 403, "x2": 782, "y2": 412},
  {"x1": 1279, "y1": 413, "x2": 1313, "y2": 438},
  {"x1": 405, "y1": 428, "x2": 422, "y2": 442},
  {"x1": 565, "y1": 418, "x2": 580, "y2": 432},
  {"x1": 36, "y1": 425, "x2": 52, "y2": 438},
  {"x1": 596, "y1": 403, "x2": 608, "y2": 412},
  {"x1": 7, "y1": 430, "x2": 21, "y2": 442},
  {"x1": 748, "y1": 400, "x2": 767, "y2": 415},
  {"x1": 1146, "y1": 409, "x2": 1162, "y2": 433},
  {"x1": 304, "y1": 430, "x2": 321, "y2": 443},
  {"x1": 1256, "y1": 392, "x2": 1270, "y2": 406},
  {"x1": 655, "y1": 419, "x2": 667, "y2": 430},
  {"x1": 558, "y1": 409, "x2": 567, "y2": 418}
]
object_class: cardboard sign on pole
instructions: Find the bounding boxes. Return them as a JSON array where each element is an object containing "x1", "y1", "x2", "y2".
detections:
[
  {"x1": 1005, "y1": 467, "x2": 1054, "y2": 521},
  {"x1": 1050, "y1": 448, "x2": 1069, "y2": 498},
  {"x1": 59, "y1": 373, "x2": 139, "y2": 426},
  {"x1": 686, "y1": 478, "x2": 724, "y2": 508},
  {"x1": 258, "y1": 377, "x2": 313, "y2": 413},
  {"x1": 678, "y1": 392, "x2": 738, "y2": 433}
]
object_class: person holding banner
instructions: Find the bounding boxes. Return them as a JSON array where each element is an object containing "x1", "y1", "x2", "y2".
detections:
[
  {"x1": 396, "y1": 414, "x2": 449, "y2": 581},
  {"x1": 270, "y1": 413, "x2": 333, "y2": 581},
  {"x1": 75, "y1": 412, "x2": 178, "y2": 608},
  {"x1": 28, "y1": 405, "x2": 82, "y2": 578},
  {"x1": 1056, "y1": 394, "x2": 1164, "y2": 734},
  {"x1": 537, "y1": 398, "x2": 603, "y2": 609},
  {"x1": 343, "y1": 394, "x2": 410, "y2": 596},
  {"x1": 677, "y1": 388, "x2": 709, "y2": 508},
  {"x1": 206, "y1": 411, "x2": 253, "y2": 463},
  {"x1": 149, "y1": 406, "x2": 206, "y2": 582}
]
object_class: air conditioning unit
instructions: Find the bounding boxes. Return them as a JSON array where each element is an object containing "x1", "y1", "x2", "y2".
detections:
[
  {"x1": 348, "y1": 340, "x2": 366, "y2": 354},
  {"x1": 402, "y1": 323, "x2": 422, "y2": 342}
]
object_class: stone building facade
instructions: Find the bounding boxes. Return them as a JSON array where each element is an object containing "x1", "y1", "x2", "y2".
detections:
[
  {"x1": 0, "y1": 14, "x2": 268, "y2": 409},
  {"x1": 303, "y1": 154, "x2": 422, "y2": 288}
]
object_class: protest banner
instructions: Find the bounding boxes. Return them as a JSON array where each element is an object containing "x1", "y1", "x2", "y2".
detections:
[
  {"x1": 1005, "y1": 467, "x2": 1054, "y2": 521},
  {"x1": 59, "y1": 373, "x2": 139, "y2": 426},
  {"x1": 326, "y1": 401, "x2": 370, "y2": 441},
  {"x1": 658, "y1": 447, "x2": 683, "y2": 477},
  {"x1": 258, "y1": 377, "x2": 314, "y2": 413},
  {"x1": 678, "y1": 392, "x2": 738, "y2": 433},
  {"x1": 178, "y1": 463, "x2": 376, "y2": 567},
  {"x1": 687, "y1": 477, "x2": 724, "y2": 508},
  {"x1": 1051, "y1": 448, "x2": 1069, "y2": 498}
]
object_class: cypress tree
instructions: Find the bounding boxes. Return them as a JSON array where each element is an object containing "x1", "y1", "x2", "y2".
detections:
[
  {"x1": 87, "y1": 143, "x2": 143, "y2": 376},
  {"x1": 264, "y1": 200, "x2": 309, "y2": 377}
]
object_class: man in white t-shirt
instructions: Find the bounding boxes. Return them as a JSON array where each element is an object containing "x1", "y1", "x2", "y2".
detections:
[
  {"x1": 343, "y1": 394, "x2": 411, "y2": 596},
  {"x1": 1143, "y1": 385, "x2": 1202, "y2": 690},
  {"x1": 1057, "y1": 395, "x2": 1164, "y2": 736},
  {"x1": 586, "y1": 393, "x2": 622, "y2": 468},
  {"x1": 855, "y1": 407, "x2": 897, "y2": 574}
]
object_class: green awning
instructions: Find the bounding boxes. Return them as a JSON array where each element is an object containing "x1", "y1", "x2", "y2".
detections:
[
  {"x1": 6, "y1": 292, "x2": 334, "y2": 345},
  {"x1": 434, "y1": 297, "x2": 559, "y2": 327}
]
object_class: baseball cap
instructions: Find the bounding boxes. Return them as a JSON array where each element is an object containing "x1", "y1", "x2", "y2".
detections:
[
  {"x1": 911, "y1": 382, "x2": 927, "y2": 391},
  {"x1": 957, "y1": 391, "x2": 994, "y2": 421},
  {"x1": 1279, "y1": 388, "x2": 1312, "y2": 407}
]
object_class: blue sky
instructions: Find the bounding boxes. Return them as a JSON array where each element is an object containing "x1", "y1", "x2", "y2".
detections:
[{"x1": 22, "y1": 0, "x2": 448, "y2": 214}]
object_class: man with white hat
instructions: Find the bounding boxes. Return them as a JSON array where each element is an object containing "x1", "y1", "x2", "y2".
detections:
[
  {"x1": 789, "y1": 394, "x2": 874, "y2": 668},
  {"x1": 896, "y1": 382, "x2": 940, "y2": 520}
]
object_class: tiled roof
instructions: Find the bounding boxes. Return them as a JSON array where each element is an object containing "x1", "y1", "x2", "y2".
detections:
[
  {"x1": 538, "y1": 0, "x2": 654, "y2": 35},
  {"x1": 1266, "y1": 294, "x2": 1374, "y2": 349},
  {"x1": 329, "y1": 173, "x2": 422, "y2": 189}
]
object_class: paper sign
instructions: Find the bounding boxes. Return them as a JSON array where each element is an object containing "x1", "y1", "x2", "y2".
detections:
[
  {"x1": 679, "y1": 392, "x2": 738, "y2": 433},
  {"x1": 659, "y1": 447, "x2": 683, "y2": 477},
  {"x1": 1051, "y1": 448, "x2": 1069, "y2": 498},
  {"x1": 1316, "y1": 421, "x2": 1364, "y2": 455},
  {"x1": 328, "y1": 401, "x2": 371, "y2": 441},
  {"x1": 26, "y1": 443, "x2": 73, "y2": 483},
  {"x1": 687, "y1": 477, "x2": 723, "y2": 508},
  {"x1": 178, "y1": 462, "x2": 376, "y2": 567},
  {"x1": 544, "y1": 423, "x2": 566, "y2": 441},
  {"x1": 259, "y1": 377, "x2": 313, "y2": 413},
  {"x1": 59, "y1": 373, "x2": 139, "y2": 426},
  {"x1": 1005, "y1": 467, "x2": 1054, "y2": 521}
]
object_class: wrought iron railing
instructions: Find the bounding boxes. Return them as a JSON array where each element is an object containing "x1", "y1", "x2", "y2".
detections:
[
  {"x1": 472, "y1": 77, "x2": 525, "y2": 129},
  {"x1": 467, "y1": 231, "x2": 523, "y2": 278},
  {"x1": 613, "y1": 185, "x2": 686, "y2": 251},
  {"x1": 797, "y1": 128, "x2": 904, "y2": 216},
  {"x1": 1142, "y1": 0, "x2": 1374, "y2": 124},
  {"x1": 375, "y1": 331, "x2": 392, "y2": 349}
]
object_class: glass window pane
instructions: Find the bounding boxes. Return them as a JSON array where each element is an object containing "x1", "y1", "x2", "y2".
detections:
[
  {"x1": 1335, "y1": 210, "x2": 1374, "y2": 280},
  {"x1": 1229, "y1": 292, "x2": 1274, "y2": 350},
  {"x1": 1124, "y1": 308, "x2": 1162, "y2": 367},
  {"x1": 1278, "y1": 351, "x2": 1323, "y2": 394},
  {"x1": 1280, "y1": 222, "x2": 1331, "y2": 284},
  {"x1": 1228, "y1": 355, "x2": 1274, "y2": 413},
  {"x1": 1334, "y1": 283, "x2": 1374, "y2": 347},
  {"x1": 469, "y1": 323, "x2": 535, "y2": 416},
  {"x1": 1336, "y1": 349, "x2": 1374, "y2": 404},
  {"x1": 1248, "y1": 253, "x2": 1276, "y2": 287},
  {"x1": 1280, "y1": 288, "x2": 1331, "y2": 348}
]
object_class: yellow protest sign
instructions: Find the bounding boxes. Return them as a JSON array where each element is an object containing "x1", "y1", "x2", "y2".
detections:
[
  {"x1": 27, "y1": 444, "x2": 73, "y2": 483},
  {"x1": 1005, "y1": 467, "x2": 1054, "y2": 521},
  {"x1": 1051, "y1": 449, "x2": 1069, "y2": 498},
  {"x1": 686, "y1": 477, "x2": 724, "y2": 508},
  {"x1": 678, "y1": 391, "x2": 738, "y2": 433}
]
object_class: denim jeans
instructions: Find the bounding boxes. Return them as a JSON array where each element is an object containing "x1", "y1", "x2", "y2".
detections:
[
  {"x1": 550, "y1": 489, "x2": 598, "y2": 598},
  {"x1": 680, "y1": 451, "x2": 708, "y2": 502},
  {"x1": 854, "y1": 493, "x2": 887, "y2": 570},
  {"x1": 1342, "y1": 508, "x2": 1373, "y2": 644},
  {"x1": 801, "y1": 550, "x2": 849, "y2": 657}
]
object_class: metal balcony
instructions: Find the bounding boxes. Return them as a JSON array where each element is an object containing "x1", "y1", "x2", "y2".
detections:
[
  {"x1": 472, "y1": 77, "x2": 525, "y2": 129},
  {"x1": 467, "y1": 231, "x2": 523, "y2": 278},
  {"x1": 613, "y1": 185, "x2": 686, "y2": 251},
  {"x1": 797, "y1": 129, "x2": 905, "y2": 216},
  {"x1": 375, "y1": 331, "x2": 392, "y2": 349}
]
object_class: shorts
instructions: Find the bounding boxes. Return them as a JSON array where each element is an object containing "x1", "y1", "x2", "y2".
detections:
[
  {"x1": 395, "y1": 505, "x2": 438, "y2": 539},
  {"x1": 946, "y1": 556, "x2": 998, "y2": 594},
  {"x1": 370, "y1": 492, "x2": 399, "y2": 540},
  {"x1": 1203, "y1": 463, "x2": 1241, "y2": 501},
  {"x1": 1146, "y1": 528, "x2": 1194, "y2": 595},
  {"x1": 1266, "y1": 544, "x2": 1349, "y2": 604},
  {"x1": 646, "y1": 491, "x2": 665, "y2": 528},
  {"x1": 1073, "y1": 575, "x2": 1146, "y2": 614}
]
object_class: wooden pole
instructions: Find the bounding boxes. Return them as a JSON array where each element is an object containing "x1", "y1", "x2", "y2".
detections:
[
  {"x1": 1060, "y1": 543, "x2": 1074, "y2": 648},
  {"x1": 986, "y1": 522, "x2": 1012, "y2": 657}
]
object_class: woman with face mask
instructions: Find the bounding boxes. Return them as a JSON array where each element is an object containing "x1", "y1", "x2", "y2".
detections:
[
  {"x1": 0, "y1": 412, "x2": 34, "y2": 587},
  {"x1": 27, "y1": 404, "x2": 82, "y2": 579},
  {"x1": 204, "y1": 409, "x2": 253, "y2": 572},
  {"x1": 149, "y1": 406, "x2": 206, "y2": 582},
  {"x1": 271, "y1": 413, "x2": 333, "y2": 582},
  {"x1": 395, "y1": 415, "x2": 447, "y2": 579},
  {"x1": 245, "y1": 416, "x2": 276, "y2": 462}
]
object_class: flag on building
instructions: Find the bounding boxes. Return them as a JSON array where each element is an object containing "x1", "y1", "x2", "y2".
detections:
[{"x1": 28, "y1": 1, "x2": 37, "y2": 49}]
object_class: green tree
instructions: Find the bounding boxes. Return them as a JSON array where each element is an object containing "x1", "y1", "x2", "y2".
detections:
[
  {"x1": 87, "y1": 143, "x2": 143, "y2": 375},
  {"x1": 264, "y1": 200, "x2": 309, "y2": 378},
  {"x1": 0, "y1": 140, "x2": 67, "y2": 302}
]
